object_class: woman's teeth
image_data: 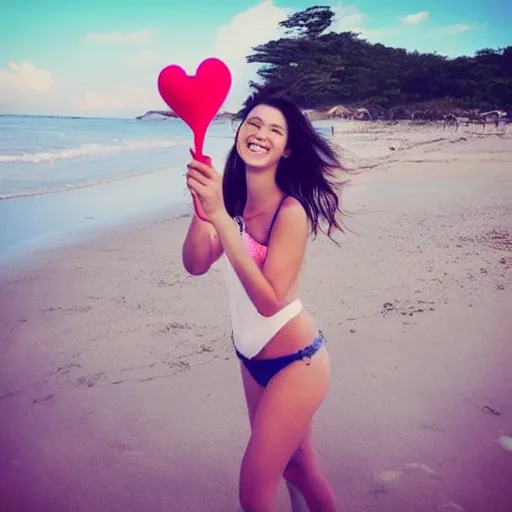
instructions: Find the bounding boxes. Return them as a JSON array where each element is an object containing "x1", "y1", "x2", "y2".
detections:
[{"x1": 248, "y1": 143, "x2": 269, "y2": 155}]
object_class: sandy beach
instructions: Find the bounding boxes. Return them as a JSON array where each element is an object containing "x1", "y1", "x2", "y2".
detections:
[{"x1": 1, "y1": 121, "x2": 511, "y2": 511}]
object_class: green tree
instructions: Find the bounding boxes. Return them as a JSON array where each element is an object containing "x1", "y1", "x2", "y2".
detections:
[
  {"x1": 244, "y1": 6, "x2": 511, "y2": 112},
  {"x1": 278, "y1": 5, "x2": 334, "y2": 38}
]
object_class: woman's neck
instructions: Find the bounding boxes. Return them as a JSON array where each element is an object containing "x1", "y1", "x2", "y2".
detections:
[{"x1": 244, "y1": 167, "x2": 282, "y2": 215}]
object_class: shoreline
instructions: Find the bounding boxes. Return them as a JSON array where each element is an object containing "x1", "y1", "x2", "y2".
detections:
[
  {"x1": 0, "y1": 167, "x2": 193, "y2": 266},
  {"x1": 0, "y1": 134, "x2": 234, "y2": 263},
  {"x1": 2, "y1": 118, "x2": 508, "y2": 266}
]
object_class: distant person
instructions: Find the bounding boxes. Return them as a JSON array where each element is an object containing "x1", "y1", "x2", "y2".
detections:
[{"x1": 182, "y1": 90, "x2": 347, "y2": 511}]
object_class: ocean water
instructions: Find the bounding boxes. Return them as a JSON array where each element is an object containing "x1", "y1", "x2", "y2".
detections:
[
  {"x1": 0, "y1": 115, "x2": 235, "y2": 198},
  {"x1": 0, "y1": 114, "x2": 334, "y2": 262},
  {"x1": 0, "y1": 114, "x2": 235, "y2": 261}
]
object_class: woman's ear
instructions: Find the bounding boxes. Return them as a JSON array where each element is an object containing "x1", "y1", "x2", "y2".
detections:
[{"x1": 283, "y1": 148, "x2": 291, "y2": 159}]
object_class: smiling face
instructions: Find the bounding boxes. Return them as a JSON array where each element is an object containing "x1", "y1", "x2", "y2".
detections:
[{"x1": 235, "y1": 104, "x2": 291, "y2": 171}]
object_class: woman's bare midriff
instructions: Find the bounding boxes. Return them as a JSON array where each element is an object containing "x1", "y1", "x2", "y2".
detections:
[{"x1": 253, "y1": 306, "x2": 319, "y2": 360}]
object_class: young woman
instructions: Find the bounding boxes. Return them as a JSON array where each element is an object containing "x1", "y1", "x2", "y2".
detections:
[{"x1": 182, "y1": 90, "x2": 346, "y2": 512}]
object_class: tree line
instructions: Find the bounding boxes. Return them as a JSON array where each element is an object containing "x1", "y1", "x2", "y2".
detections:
[{"x1": 244, "y1": 5, "x2": 511, "y2": 114}]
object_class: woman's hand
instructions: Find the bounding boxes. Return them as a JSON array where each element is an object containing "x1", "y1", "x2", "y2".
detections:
[{"x1": 186, "y1": 151, "x2": 227, "y2": 223}]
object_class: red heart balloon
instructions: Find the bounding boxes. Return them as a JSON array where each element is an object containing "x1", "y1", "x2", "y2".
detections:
[{"x1": 157, "y1": 58, "x2": 232, "y2": 158}]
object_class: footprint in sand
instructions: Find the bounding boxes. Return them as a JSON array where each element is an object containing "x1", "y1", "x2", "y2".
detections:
[
  {"x1": 498, "y1": 435, "x2": 512, "y2": 452},
  {"x1": 76, "y1": 373, "x2": 104, "y2": 388},
  {"x1": 375, "y1": 469, "x2": 403, "y2": 485},
  {"x1": 404, "y1": 462, "x2": 441, "y2": 478},
  {"x1": 375, "y1": 462, "x2": 439, "y2": 484},
  {"x1": 374, "y1": 463, "x2": 463, "y2": 510},
  {"x1": 32, "y1": 394, "x2": 56, "y2": 405},
  {"x1": 373, "y1": 461, "x2": 441, "y2": 493},
  {"x1": 439, "y1": 502, "x2": 464, "y2": 511}
]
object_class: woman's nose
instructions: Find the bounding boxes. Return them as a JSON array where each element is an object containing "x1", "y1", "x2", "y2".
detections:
[{"x1": 255, "y1": 126, "x2": 270, "y2": 139}]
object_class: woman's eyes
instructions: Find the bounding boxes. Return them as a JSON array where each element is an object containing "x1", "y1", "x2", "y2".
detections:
[{"x1": 247, "y1": 121, "x2": 282, "y2": 135}]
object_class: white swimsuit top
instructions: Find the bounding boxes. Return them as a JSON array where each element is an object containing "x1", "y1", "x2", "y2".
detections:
[{"x1": 221, "y1": 214, "x2": 303, "y2": 359}]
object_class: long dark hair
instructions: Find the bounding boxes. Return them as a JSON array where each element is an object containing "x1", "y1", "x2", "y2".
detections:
[{"x1": 222, "y1": 89, "x2": 350, "y2": 242}]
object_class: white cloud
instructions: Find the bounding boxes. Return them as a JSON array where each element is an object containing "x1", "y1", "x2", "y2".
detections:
[
  {"x1": 0, "y1": 61, "x2": 64, "y2": 115},
  {"x1": 399, "y1": 11, "x2": 429, "y2": 25},
  {"x1": 0, "y1": 61, "x2": 54, "y2": 92},
  {"x1": 358, "y1": 27, "x2": 396, "y2": 42},
  {"x1": 331, "y1": 4, "x2": 368, "y2": 32},
  {"x1": 331, "y1": 3, "x2": 395, "y2": 42},
  {"x1": 74, "y1": 85, "x2": 164, "y2": 117},
  {"x1": 432, "y1": 24, "x2": 473, "y2": 35},
  {"x1": 86, "y1": 29, "x2": 152, "y2": 44},
  {"x1": 0, "y1": 58, "x2": 164, "y2": 116},
  {"x1": 212, "y1": 0, "x2": 290, "y2": 111},
  {"x1": 120, "y1": 49, "x2": 162, "y2": 66},
  {"x1": 76, "y1": 90, "x2": 126, "y2": 111}
]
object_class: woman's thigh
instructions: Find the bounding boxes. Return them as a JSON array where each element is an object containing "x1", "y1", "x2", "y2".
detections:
[
  {"x1": 240, "y1": 347, "x2": 331, "y2": 485},
  {"x1": 240, "y1": 362, "x2": 264, "y2": 428}
]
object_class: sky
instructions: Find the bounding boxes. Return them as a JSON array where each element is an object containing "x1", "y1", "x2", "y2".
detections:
[{"x1": 1, "y1": 0, "x2": 510, "y2": 118}]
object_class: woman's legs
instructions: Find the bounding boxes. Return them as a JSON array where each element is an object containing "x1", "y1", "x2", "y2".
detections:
[
  {"x1": 283, "y1": 425, "x2": 337, "y2": 511},
  {"x1": 238, "y1": 347, "x2": 336, "y2": 512},
  {"x1": 240, "y1": 362, "x2": 334, "y2": 511}
]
